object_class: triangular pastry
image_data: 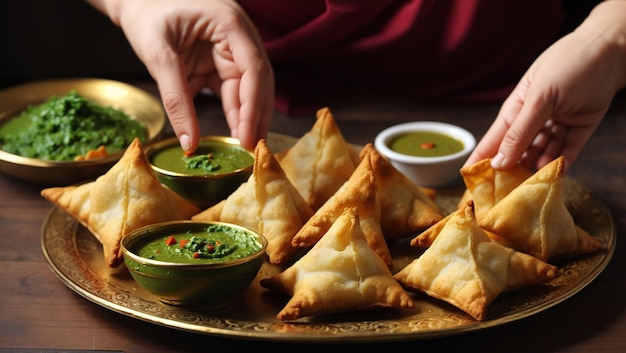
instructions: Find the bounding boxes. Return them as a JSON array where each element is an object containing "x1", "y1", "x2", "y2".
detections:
[
  {"x1": 454, "y1": 158, "x2": 534, "y2": 246},
  {"x1": 414, "y1": 158, "x2": 533, "y2": 248},
  {"x1": 409, "y1": 211, "x2": 454, "y2": 248},
  {"x1": 477, "y1": 156, "x2": 603, "y2": 262},
  {"x1": 192, "y1": 139, "x2": 314, "y2": 266},
  {"x1": 291, "y1": 162, "x2": 393, "y2": 269},
  {"x1": 275, "y1": 107, "x2": 360, "y2": 210},
  {"x1": 362, "y1": 143, "x2": 445, "y2": 237},
  {"x1": 458, "y1": 158, "x2": 532, "y2": 220},
  {"x1": 260, "y1": 207, "x2": 414, "y2": 321},
  {"x1": 394, "y1": 201, "x2": 559, "y2": 321},
  {"x1": 41, "y1": 138, "x2": 201, "y2": 268}
]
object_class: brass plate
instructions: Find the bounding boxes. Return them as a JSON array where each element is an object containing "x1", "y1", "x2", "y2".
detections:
[
  {"x1": 0, "y1": 78, "x2": 166, "y2": 185},
  {"x1": 41, "y1": 133, "x2": 616, "y2": 342}
]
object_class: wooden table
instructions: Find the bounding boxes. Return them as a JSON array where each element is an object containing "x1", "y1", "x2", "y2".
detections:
[{"x1": 1, "y1": 81, "x2": 625, "y2": 352}]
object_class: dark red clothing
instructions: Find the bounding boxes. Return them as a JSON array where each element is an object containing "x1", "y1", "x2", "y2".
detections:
[{"x1": 238, "y1": 0, "x2": 565, "y2": 115}]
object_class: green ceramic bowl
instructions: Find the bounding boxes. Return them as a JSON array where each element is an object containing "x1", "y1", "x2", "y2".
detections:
[
  {"x1": 145, "y1": 136, "x2": 254, "y2": 209},
  {"x1": 121, "y1": 220, "x2": 267, "y2": 308}
]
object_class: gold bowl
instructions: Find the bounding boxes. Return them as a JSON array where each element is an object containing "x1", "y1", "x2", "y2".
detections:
[
  {"x1": 145, "y1": 136, "x2": 254, "y2": 209},
  {"x1": 0, "y1": 78, "x2": 166, "y2": 185}
]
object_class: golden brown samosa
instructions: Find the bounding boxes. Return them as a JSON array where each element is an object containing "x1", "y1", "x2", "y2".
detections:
[
  {"x1": 276, "y1": 107, "x2": 360, "y2": 210},
  {"x1": 409, "y1": 211, "x2": 454, "y2": 248},
  {"x1": 261, "y1": 207, "x2": 414, "y2": 321},
  {"x1": 394, "y1": 201, "x2": 559, "y2": 321},
  {"x1": 41, "y1": 138, "x2": 201, "y2": 268},
  {"x1": 291, "y1": 162, "x2": 392, "y2": 269},
  {"x1": 192, "y1": 139, "x2": 314, "y2": 266},
  {"x1": 362, "y1": 143, "x2": 445, "y2": 237},
  {"x1": 458, "y1": 158, "x2": 532, "y2": 220},
  {"x1": 477, "y1": 156, "x2": 603, "y2": 262}
]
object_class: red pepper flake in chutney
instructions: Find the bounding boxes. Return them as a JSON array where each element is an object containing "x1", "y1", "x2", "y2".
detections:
[
  {"x1": 389, "y1": 131, "x2": 464, "y2": 157},
  {"x1": 165, "y1": 235, "x2": 177, "y2": 246},
  {"x1": 136, "y1": 225, "x2": 261, "y2": 263}
]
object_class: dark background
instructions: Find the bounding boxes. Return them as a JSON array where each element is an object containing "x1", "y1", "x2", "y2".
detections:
[
  {"x1": 0, "y1": 0, "x2": 149, "y2": 89},
  {"x1": 0, "y1": 0, "x2": 601, "y2": 90}
]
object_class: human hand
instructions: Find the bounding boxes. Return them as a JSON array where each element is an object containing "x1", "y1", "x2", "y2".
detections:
[
  {"x1": 465, "y1": 0, "x2": 626, "y2": 174},
  {"x1": 88, "y1": 0, "x2": 274, "y2": 152}
]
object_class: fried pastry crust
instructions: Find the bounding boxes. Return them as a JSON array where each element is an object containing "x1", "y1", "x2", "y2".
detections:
[
  {"x1": 477, "y1": 156, "x2": 603, "y2": 262},
  {"x1": 276, "y1": 107, "x2": 360, "y2": 210},
  {"x1": 458, "y1": 158, "x2": 532, "y2": 220},
  {"x1": 193, "y1": 139, "x2": 314, "y2": 266},
  {"x1": 361, "y1": 143, "x2": 445, "y2": 237},
  {"x1": 291, "y1": 164, "x2": 392, "y2": 269},
  {"x1": 41, "y1": 138, "x2": 201, "y2": 268},
  {"x1": 395, "y1": 201, "x2": 559, "y2": 321},
  {"x1": 261, "y1": 207, "x2": 414, "y2": 321}
]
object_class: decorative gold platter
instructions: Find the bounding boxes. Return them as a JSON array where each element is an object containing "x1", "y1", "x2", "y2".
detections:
[{"x1": 41, "y1": 134, "x2": 616, "y2": 343}]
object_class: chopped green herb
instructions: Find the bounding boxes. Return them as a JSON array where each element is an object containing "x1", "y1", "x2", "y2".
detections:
[
  {"x1": 183, "y1": 153, "x2": 221, "y2": 172},
  {"x1": 0, "y1": 90, "x2": 147, "y2": 161}
]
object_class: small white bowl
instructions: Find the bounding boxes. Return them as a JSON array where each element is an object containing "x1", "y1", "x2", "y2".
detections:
[{"x1": 374, "y1": 121, "x2": 476, "y2": 188}]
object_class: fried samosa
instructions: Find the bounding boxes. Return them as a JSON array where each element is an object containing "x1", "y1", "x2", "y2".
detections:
[
  {"x1": 362, "y1": 143, "x2": 445, "y2": 237},
  {"x1": 409, "y1": 211, "x2": 454, "y2": 248},
  {"x1": 458, "y1": 158, "x2": 532, "y2": 220},
  {"x1": 41, "y1": 138, "x2": 201, "y2": 268},
  {"x1": 261, "y1": 207, "x2": 414, "y2": 321},
  {"x1": 275, "y1": 107, "x2": 360, "y2": 210},
  {"x1": 192, "y1": 139, "x2": 314, "y2": 266},
  {"x1": 394, "y1": 201, "x2": 559, "y2": 321},
  {"x1": 291, "y1": 162, "x2": 392, "y2": 269},
  {"x1": 477, "y1": 156, "x2": 603, "y2": 262}
]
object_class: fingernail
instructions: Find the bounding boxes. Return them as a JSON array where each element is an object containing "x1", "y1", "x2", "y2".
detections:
[
  {"x1": 491, "y1": 152, "x2": 504, "y2": 169},
  {"x1": 180, "y1": 134, "x2": 191, "y2": 152}
]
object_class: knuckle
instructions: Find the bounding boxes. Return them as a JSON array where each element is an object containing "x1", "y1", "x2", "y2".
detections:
[
  {"x1": 501, "y1": 128, "x2": 524, "y2": 148},
  {"x1": 161, "y1": 93, "x2": 186, "y2": 124}
]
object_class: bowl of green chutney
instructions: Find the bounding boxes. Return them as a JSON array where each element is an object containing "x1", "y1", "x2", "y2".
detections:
[
  {"x1": 0, "y1": 78, "x2": 166, "y2": 185},
  {"x1": 121, "y1": 220, "x2": 268, "y2": 308},
  {"x1": 145, "y1": 135, "x2": 254, "y2": 209},
  {"x1": 374, "y1": 121, "x2": 476, "y2": 188}
]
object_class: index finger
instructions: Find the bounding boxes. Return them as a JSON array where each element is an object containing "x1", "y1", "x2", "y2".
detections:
[
  {"x1": 220, "y1": 29, "x2": 274, "y2": 150},
  {"x1": 151, "y1": 53, "x2": 201, "y2": 153},
  {"x1": 490, "y1": 96, "x2": 553, "y2": 170}
]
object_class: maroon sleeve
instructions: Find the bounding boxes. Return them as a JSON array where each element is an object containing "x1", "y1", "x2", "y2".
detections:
[{"x1": 238, "y1": 0, "x2": 565, "y2": 115}]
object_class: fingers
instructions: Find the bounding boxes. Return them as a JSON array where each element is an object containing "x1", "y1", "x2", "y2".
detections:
[
  {"x1": 538, "y1": 124, "x2": 593, "y2": 174},
  {"x1": 464, "y1": 93, "x2": 524, "y2": 167},
  {"x1": 235, "y1": 65, "x2": 274, "y2": 151},
  {"x1": 219, "y1": 23, "x2": 274, "y2": 151},
  {"x1": 465, "y1": 80, "x2": 558, "y2": 172},
  {"x1": 464, "y1": 116, "x2": 508, "y2": 167},
  {"x1": 468, "y1": 97, "x2": 583, "y2": 175},
  {"x1": 152, "y1": 54, "x2": 202, "y2": 153},
  {"x1": 220, "y1": 73, "x2": 273, "y2": 151},
  {"x1": 490, "y1": 94, "x2": 554, "y2": 170},
  {"x1": 520, "y1": 119, "x2": 565, "y2": 169}
]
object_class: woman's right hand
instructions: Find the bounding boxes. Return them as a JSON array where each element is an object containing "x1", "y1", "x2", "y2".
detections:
[{"x1": 87, "y1": 0, "x2": 275, "y2": 152}]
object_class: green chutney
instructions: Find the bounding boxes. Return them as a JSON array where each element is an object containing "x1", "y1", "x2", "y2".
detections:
[
  {"x1": 135, "y1": 224, "x2": 263, "y2": 264},
  {"x1": 0, "y1": 90, "x2": 147, "y2": 161},
  {"x1": 151, "y1": 142, "x2": 253, "y2": 176},
  {"x1": 389, "y1": 131, "x2": 464, "y2": 157}
]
